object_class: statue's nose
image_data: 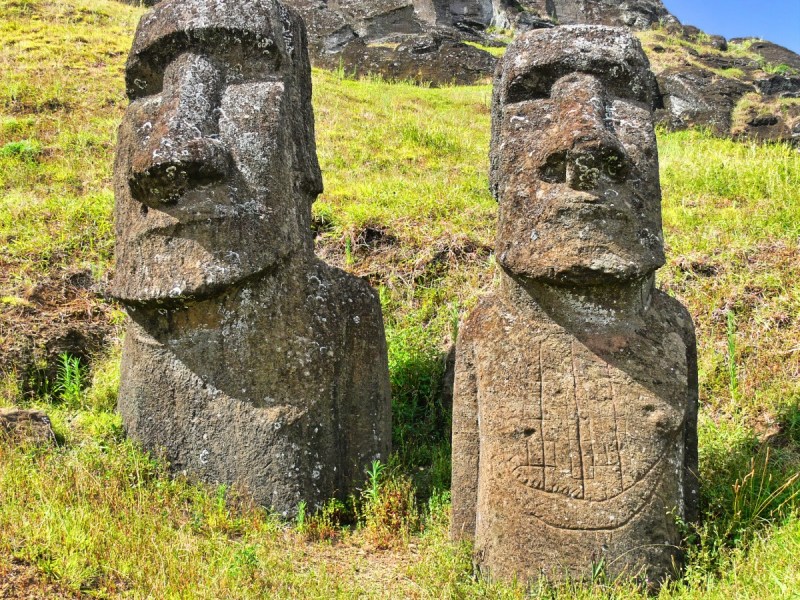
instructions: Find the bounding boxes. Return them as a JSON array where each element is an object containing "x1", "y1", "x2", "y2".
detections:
[
  {"x1": 539, "y1": 73, "x2": 630, "y2": 192},
  {"x1": 129, "y1": 53, "x2": 230, "y2": 206}
]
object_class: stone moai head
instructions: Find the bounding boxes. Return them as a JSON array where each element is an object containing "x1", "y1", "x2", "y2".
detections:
[
  {"x1": 111, "y1": 0, "x2": 323, "y2": 304},
  {"x1": 490, "y1": 26, "x2": 665, "y2": 286}
]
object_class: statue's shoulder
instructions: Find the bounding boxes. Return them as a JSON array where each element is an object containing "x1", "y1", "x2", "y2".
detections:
[
  {"x1": 307, "y1": 259, "x2": 383, "y2": 323},
  {"x1": 459, "y1": 292, "x2": 514, "y2": 345},
  {"x1": 651, "y1": 288, "x2": 696, "y2": 345}
]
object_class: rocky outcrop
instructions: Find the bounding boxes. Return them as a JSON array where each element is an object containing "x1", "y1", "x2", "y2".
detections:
[
  {"x1": 501, "y1": 0, "x2": 677, "y2": 31},
  {"x1": 643, "y1": 32, "x2": 800, "y2": 144},
  {"x1": 281, "y1": 0, "x2": 678, "y2": 85},
  {"x1": 285, "y1": 0, "x2": 503, "y2": 84},
  {"x1": 0, "y1": 408, "x2": 55, "y2": 446},
  {"x1": 284, "y1": 0, "x2": 800, "y2": 144},
  {"x1": 313, "y1": 30, "x2": 498, "y2": 85},
  {"x1": 730, "y1": 39, "x2": 800, "y2": 73},
  {"x1": 655, "y1": 65, "x2": 753, "y2": 134}
]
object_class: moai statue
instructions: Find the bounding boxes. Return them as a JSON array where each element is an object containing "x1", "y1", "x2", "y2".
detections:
[
  {"x1": 111, "y1": 0, "x2": 391, "y2": 514},
  {"x1": 451, "y1": 26, "x2": 698, "y2": 585}
]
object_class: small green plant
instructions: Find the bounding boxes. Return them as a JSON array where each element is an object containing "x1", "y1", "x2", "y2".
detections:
[
  {"x1": 361, "y1": 469, "x2": 419, "y2": 548},
  {"x1": 0, "y1": 139, "x2": 42, "y2": 159},
  {"x1": 448, "y1": 300, "x2": 460, "y2": 343},
  {"x1": 53, "y1": 352, "x2": 84, "y2": 407},
  {"x1": 726, "y1": 310, "x2": 739, "y2": 401},
  {"x1": 303, "y1": 498, "x2": 347, "y2": 541},
  {"x1": 730, "y1": 448, "x2": 800, "y2": 538},
  {"x1": 365, "y1": 459, "x2": 384, "y2": 504},
  {"x1": 761, "y1": 62, "x2": 797, "y2": 76},
  {"x1": 334, "y1": 56, "x2": 346, "y2": 80},
  {"x1": 590, "y1": 557, "x2": 607, "y2": 584},
  {"x1": 344, "y1": 235, "x2": 353, "y2": 265},
  {"x1": 229, "y1": 544, "x2": 259, "y2": 579},
  {"x1": 295, "y1": 500, "x2": 307, "y2": 533}
]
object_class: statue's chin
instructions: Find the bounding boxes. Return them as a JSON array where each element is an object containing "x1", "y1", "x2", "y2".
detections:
[
  {"x1": 111, "y1": 239, "x2": 286, "y2": 306},
  {"x1": 499, "y1": 249, "x2": 660, "y2": 287}
]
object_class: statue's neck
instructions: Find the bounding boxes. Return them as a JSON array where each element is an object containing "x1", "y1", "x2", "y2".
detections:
[{"x1": 499, "y1": 269, "x2": 655, "y2": 330}]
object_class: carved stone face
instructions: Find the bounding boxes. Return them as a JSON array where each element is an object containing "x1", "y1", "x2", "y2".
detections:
[
  {"x1": 490, "y1": 26, "x2": 665, "y2": 286},
  {"x1": 111, "y1": 0, "x2": 322, "y2": 304}
]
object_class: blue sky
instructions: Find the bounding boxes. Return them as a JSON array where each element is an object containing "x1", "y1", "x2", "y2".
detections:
[{"x1": 663, "y1": 1, "x2": 800, "y2": 53}]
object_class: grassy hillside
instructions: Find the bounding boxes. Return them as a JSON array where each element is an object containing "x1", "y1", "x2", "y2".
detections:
[{"x1": 1, "y1": 0, "x2": 800, "y2": 597}]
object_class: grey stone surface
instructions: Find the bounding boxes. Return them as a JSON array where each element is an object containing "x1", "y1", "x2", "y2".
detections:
[
  {"x1": 655, "y1": 66, "x2": 753, "y2": 135},
  {"x1": 111, "y1": 0, "x2": 391, "y2": 514},
  {"x1": 452, "y1": 26, "x2": 698, "y2": 585},
  {"x1": 279, "y1": 0, "x2": 677, "y2": 85},
  {"x1": 0, "y1": 408, "x2": 55, "y2": 446},
  {"x1": 512, "y1": 0, "x2": 676, "y2": 30}
]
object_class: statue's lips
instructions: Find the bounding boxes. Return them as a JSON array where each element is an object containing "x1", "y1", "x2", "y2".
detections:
[
  {"x1": 129, "y1": 185, "x2": 268, "y2": 242},
  {"x1": 135, "y1": 215, "x2": 235, "y2": 241},
  {"x1": 547, "y1": 193, "x2": 636, "y2": 226},
  {"x1": 520, "y1": 183, "x2": 643, "y2": 223}
]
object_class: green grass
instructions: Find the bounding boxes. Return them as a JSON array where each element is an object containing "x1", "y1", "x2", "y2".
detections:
[{"x1": 2, "y1": 0, "x2": 800, "y2": 597}]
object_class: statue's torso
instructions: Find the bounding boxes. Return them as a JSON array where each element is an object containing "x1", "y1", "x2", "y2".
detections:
[{"x1": 453, "y1": 286, "x2": 696, "y2": 582}]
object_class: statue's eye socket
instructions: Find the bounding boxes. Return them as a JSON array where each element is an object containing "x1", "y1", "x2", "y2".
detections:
[
  {"x1": 505, "y1": 79, "x2": 551, "y2": 104},
  {"x1": 539, "y1": 151, "x2": 567, "y2": 184},
  {"x1": 126, "y1": 67, "x2": 164, "y2": 101}
]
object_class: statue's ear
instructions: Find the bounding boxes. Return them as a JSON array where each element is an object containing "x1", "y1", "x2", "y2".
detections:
[
  {"x1": 278, "y1": 1, "x2": 323, "y2": 199},
  {"x1": 278, "y1": 2, "x2": 294, "y2": 59}
]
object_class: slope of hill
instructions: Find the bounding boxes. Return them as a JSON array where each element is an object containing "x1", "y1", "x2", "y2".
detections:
[{"x1": 2, "y1": 0, "x2": 800, "y2": 597}]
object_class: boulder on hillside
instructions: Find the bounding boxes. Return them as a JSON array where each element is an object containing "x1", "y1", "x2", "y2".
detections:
[
  {"x1": 756, "y1": 75, "x2": 800, "y2": 98},
  {"x1": 281, "y1": 0, "x2": 680, "y2": 84},
  {"x1": 655, "y1": 66, "x2": 753, "y2": 134},
  {"x1": 733, "y1": 98, "x2": 800, "y2": 144},
  {"x1": 315, "y1": 32, "x2": 499, "y2": 84},
  {"x1": 729, "y1": 38, "x2": 800, "y2": 73},
  {"x1": 526, "y1": 0, "x2": 677, "y2": 30},
  {"x1": 0, "y1": 408, "x2": 55, "y2": 446}
]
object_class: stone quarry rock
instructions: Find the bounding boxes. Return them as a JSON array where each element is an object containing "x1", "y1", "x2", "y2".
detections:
[
  {"x1": 111, "y1": 0, "x2": 391, "y2": 514},
  {"x1": 0, "y1": 408, "x2": 55, "y2": 446},
  {"x1": 452, "y1": 26, "x2": 698, "y2": 585},
  {"x1": 755, "y1": 75, "x2": 800, "y2": 98},
  {"x1": 279, "y1": 0, "x2": 678, "y2": 85},
  {"x1": 267, "y1": 0, "x2": 800, "y2": 143},
  {"x1": 641, "y1": 32, "x2": 800, "y2": 144},
  {"x1": 655, "y1": 65, "x2": 753, "y2": 135},
  {"x1": 730, "y1": 38, "x2": 800, "y2": 73},
  {"x1": 511, "y1": 0, "x2": 676, "y2": 30},
  {"x1": 736, "y1": 101, "x2": 800, "y2": 145},
  {"x1": 315, "y1": 33, "x2": 498, "y2": 84}
]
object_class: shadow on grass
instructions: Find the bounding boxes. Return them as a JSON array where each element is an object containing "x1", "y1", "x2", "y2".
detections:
[
  {"x1": 690, "y1": 403, "x2": 800, "y2": 572},
  {"x1": 388, "y1": 330, "x2": 453, "y2": 501}
]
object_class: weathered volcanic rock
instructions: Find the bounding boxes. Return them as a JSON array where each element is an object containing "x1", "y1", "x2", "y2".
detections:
[
  {"x1": 315, "y1": 32, "x2": 498, "y2": 84},
  {"x1": 655, "y1": 66, "x2": 753, "y2": 134},
  {"x1": 452, "y1": 26, "x2": 698, "y2": 586},
  {"x1": 737, "y1": 102, "x2": 800, "y2": 144},
  {"x1": 287, "y1": 0, "x2": 500, "y2": 84},
  {"x1": 643, "y1": 33, "x2": 800, "y2": 144},
  {"x1": 508, "y1": 0, "x2": 676, "y2": 30},
  {"x1": 755, "y1": 75, "x2": 800, "y2": 97},
  {"x1": 112, "y1": 0, "x2": 391, "y2": 514},
  {"x1": 0, "y1": 408, "x2": 55, "y2": 446},
  {"x1": 280, "y1": 0, "x2": 679, "y2": 84},
  {"x1": 730, "y1": 38, "x2": 800, "y2": 73}
]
